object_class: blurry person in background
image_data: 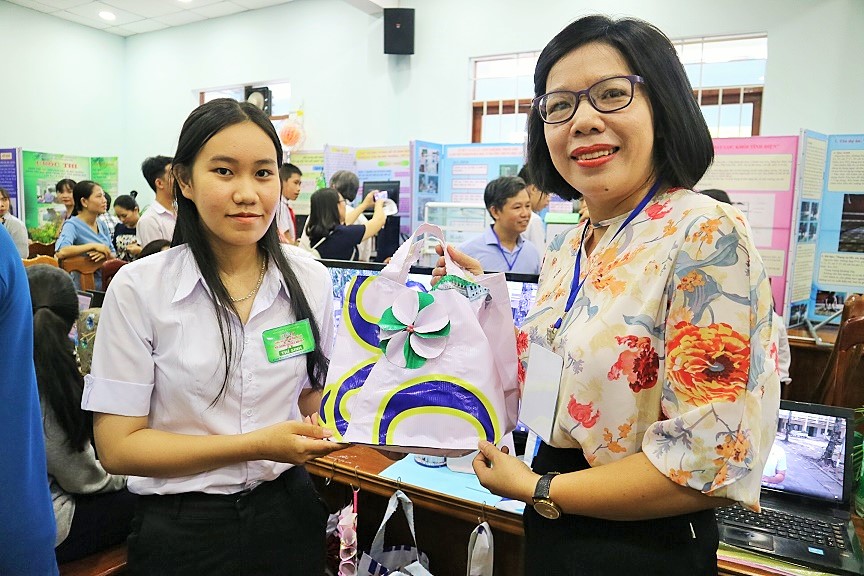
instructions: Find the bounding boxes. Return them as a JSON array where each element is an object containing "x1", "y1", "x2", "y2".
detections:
[
  {"x1": 459, "y1": 176, "x2": 541, "y2": 274},
  {"x1": 519, "y1": 164, "x2": 551, "y2": 252},
  {"x1": 0, "y1": 186, "x2": 28, "y2": 257}
]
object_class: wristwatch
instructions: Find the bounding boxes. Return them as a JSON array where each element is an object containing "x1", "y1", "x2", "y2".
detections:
[{"x1": 532, "y1": 472, "x2": 562, "y2": 519}]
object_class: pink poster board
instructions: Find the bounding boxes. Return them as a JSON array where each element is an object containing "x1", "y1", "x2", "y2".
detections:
[{"x1": 697, "y1": 136, "x2": 800, "y2": 315}]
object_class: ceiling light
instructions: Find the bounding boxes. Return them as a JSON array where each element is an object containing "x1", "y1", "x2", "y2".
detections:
[{"x1": 98, "y1": 11, "x2": 116, "y2": 21}]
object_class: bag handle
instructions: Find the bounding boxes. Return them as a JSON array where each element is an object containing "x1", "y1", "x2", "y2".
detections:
[
  {"x1": 380, "y1": 223, "x2": 467, "y2": 283},
  {"x1": 369, "y1": 490, "x2": 421, "y2": 561}
]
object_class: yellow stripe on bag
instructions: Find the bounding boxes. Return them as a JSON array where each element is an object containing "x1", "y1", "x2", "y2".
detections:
[
  {"x1": 371, "y1": 374, "x2": 501, "y2": 444},
  {"x1": 345, "y1": 276, "x2": 384, "y2": 354},
  {"x1": 386, "y1": 406, "x2": 488, "y2": 444},
  {"x1": 322, "y1": 357, "x2": 377, "y2": 440}
]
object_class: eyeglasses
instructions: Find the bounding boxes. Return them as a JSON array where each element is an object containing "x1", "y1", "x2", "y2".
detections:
[{"x1": 532, "y1": 75, "x2": 645, "y2": 124}]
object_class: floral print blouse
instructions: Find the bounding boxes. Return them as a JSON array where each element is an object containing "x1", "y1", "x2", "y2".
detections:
[{"x1": 519, "y1": 188, "x2": 781, "y2": 510}]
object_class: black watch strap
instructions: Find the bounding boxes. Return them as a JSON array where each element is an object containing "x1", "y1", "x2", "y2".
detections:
[{"x1": 533, "y1": 472, "x2": 559, "y2": 500}]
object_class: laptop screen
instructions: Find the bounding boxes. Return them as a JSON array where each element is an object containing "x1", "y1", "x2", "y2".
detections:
[{"x1": 764, "y1": 401, "x2": 856, "y2": 506}]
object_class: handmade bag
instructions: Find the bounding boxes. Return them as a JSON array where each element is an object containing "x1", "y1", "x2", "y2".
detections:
[
  {"x1": 319, "y1": 223, "x2": 518, "y2": 456},
  {"x1": 357, "y1": 490, "x2": 432, "y2": 576}
]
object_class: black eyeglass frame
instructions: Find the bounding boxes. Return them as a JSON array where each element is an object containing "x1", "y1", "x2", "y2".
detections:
[{"x1": 531, "y1": 75, "x2": 646, "y2": 124}]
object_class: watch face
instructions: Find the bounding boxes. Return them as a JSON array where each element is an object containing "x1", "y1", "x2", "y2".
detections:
[{"x1": 533, "y1": 500, "x2": 561, "y2": 520}]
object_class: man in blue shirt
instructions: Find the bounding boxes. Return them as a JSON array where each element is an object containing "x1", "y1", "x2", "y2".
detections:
[
  {"x1": 459, "y1": 176, "x2": 541, "y2": 274},
  {"x1": 0, "y1": 226, "x2": 59, "y2": 575}
]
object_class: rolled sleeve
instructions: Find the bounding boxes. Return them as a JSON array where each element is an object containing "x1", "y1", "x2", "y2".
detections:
[
  {"x1": 86, "y1": 264, "x2": 157, "y2": 416},
  {"x1": 642, "y1": 207, "x2": 780, "y2": 510},
  {"x1": 82, "y1": 374, "x2": 153, "y2": 416}
]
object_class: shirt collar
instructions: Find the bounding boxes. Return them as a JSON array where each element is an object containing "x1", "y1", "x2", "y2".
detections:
[
  {"x1": 151, "y1": 200, "x2": 176, "y2": 217},
  {"x1": 483, "y1": 224, "x2": 524, "y2": 248},
  {"x1": 171, "y1": 248, "x2": 291, "y2": 305}
]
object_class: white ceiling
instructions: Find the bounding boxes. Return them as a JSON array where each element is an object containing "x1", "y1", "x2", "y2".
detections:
[{"x1": 5, "y1": 0, "x2": 298, "y2": 36}]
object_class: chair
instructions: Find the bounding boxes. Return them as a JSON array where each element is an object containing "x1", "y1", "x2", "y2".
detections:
[
  {"x1": 813, "y1": 293, "x2": 864, "y2": 410},
  {"x1": 28, "y1": 241, "x2": 55, "y2": 258},
  {"x1": 22, "y1": 254, "x2": 59, "y2": 268},
  {"x1": 100, "y1": 258, "x2": 128, "y2": 291},
  {"x1": 59, "y1": 255, "x2": 104, "y2": 291}
]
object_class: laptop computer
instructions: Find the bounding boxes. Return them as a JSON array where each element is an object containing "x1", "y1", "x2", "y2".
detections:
[{"x1": 716, "y1": 400, "x2": 864, "y2": 575}]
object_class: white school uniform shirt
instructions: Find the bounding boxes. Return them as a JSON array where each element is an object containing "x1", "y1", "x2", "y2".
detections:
[
  {"x1": 275, "y1": 196, "x2": 297, "y2": 242},
  {"x1": 82, "y1": 244, "x2": 335, "y2": 495},
  {"x1": 524, "y1": 211, "x2": 546, "y2": 254},
  {"x1": 136, "y1": 200, "x2": 176, "y2": 246}
]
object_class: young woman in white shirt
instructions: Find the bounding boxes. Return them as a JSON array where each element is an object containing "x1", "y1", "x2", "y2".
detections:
[{"x1": 83, "y1": 98, "x2": 343, "y2": 575}]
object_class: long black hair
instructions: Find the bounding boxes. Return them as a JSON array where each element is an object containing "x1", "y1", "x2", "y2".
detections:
[
  {"x1": 26, "y1": 265, "x2": 90, "y2": 452},
  {"x1": 526, "y1": 15, "x2": 714, "y2": 200},
  {"x1": 171, "y1": 98, "x2": 328, "y2": 403},
  {"x1": 306, "y1": 187, "x2": 342, "y2": 246}
]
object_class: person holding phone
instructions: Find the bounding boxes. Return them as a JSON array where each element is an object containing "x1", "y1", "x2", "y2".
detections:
[{"x1": 305, "y1": 187, "x2": 385, "y2": 261}]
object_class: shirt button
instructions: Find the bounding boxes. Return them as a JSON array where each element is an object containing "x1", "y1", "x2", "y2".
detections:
[{"x1": 245, "y1": 409, "x2": 253, "y2": 417}]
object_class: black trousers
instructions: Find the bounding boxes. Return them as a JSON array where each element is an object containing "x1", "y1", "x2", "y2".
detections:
[
  {"x1": 524, "y1": 443, "x2": 719, "y2": 576},
  {"x1": 127, "y1": 466, "x2": 329, "y2": 576}
]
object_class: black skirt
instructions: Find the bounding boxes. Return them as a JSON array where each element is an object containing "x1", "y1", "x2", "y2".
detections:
[{"x1": 524, "y1": 443, "x2": 719, "y2": 576}]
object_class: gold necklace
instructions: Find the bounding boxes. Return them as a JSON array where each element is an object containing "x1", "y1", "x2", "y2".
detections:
[{"x1": 229, "y1": 257, "x2": 267, "y2": 303}]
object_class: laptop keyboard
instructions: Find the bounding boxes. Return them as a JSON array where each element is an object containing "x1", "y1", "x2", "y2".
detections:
[{"x1": 716, "y1": 505, "x2": 848, "y2": 550}]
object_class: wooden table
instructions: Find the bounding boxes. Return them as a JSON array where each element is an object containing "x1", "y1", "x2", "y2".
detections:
[
  {"x1": 309, "y1": 446, "x2": 863, "y2": 576},
  {"x1": 308, "y1": 446, "x2": 523, "y2": 576}
]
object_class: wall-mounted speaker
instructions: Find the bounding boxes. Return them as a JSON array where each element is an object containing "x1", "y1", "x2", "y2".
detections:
[
  {"x1": 244, "y1": 86, "x2": 272, "y2": 116},
  {"x1": 384, "y1": 8, "x2": 414, "y2": 55}
]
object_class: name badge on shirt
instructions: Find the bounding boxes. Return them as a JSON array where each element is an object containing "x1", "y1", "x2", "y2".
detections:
[
  {"x1": 262, "y1": 319, "x2": 315, "y2": 363},
  {"x1": 520, "y1": 343, "x2": 564, "y2": 444}
]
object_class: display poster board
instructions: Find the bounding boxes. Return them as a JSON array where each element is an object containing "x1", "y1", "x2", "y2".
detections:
[
  {"x1": 0, "y1": 148, "x2": 21, "y2": 217},
  {"x1": 806, "y1": 133, "x2": 864, "y2": 325},
  {"x1": 787, "y1": 130, "x2": 829, "y2": 327},
  {"x1": 89, "y1": 157, "x2": 120, "y2": 200},
  {"x1": 323, "y1": 145, "x2": 357, "y2": 185},
  {"x1": 21, "y1": 151, "x2": 118, "y2": 230},
  {"x1": 411, "y1": 141, "x2": 524, "y2": 237},
  {"x1": 355, "y1": 146, "x2": 412, "y2": 234},
  {"x1": 288, "y1": 150, "x2": 324, "y2": 215},
  {"x1": 411, "y1": 141, "x2": 444, "y2": 232},
  {"x1": 697, "y1": 136, "x2": 799, "y2": 316}
]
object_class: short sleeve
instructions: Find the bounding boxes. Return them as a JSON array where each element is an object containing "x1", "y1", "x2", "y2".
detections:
[
  {"x1": 641, "y1": 206, "x2": 780, "y2": 510},
  {"x1": 55, "y1": 219, "x2": 76, "y2": 251},
  {"x1": 82, "y1": 266, "x2": 156, "y2": 416}
]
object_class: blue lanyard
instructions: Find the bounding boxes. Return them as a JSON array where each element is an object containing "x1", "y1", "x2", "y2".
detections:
[
  {"x1": 490, "y1": 225, "x2": 524, "y2": 272},
  {"x1": 551, "y1": 181, "x2": 662, "y2": 334}
]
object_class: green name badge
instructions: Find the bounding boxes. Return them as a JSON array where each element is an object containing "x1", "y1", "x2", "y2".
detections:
[{"x1": 262, "y1": 319, "x2": 315, "y2": 363}]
